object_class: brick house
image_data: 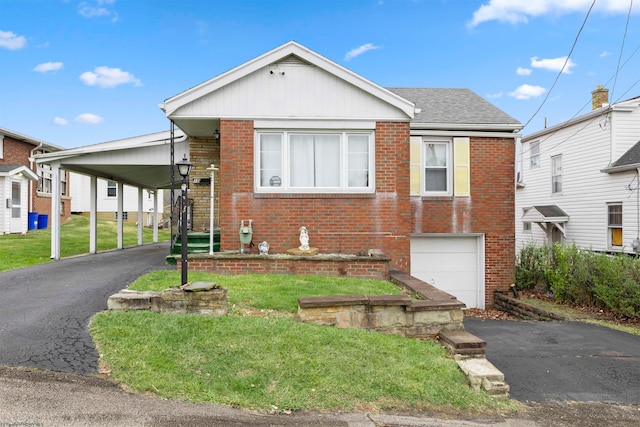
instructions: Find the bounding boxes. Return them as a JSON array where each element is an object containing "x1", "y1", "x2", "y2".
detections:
[
  {"x1": 160, "y1": 42, "x2": 521, "y2": 308},
  {"x1": 0, "y1": 127, "x2": 70, "y2": 234}
]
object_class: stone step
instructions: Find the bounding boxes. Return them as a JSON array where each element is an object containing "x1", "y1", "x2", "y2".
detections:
[{"x1": 439, "y1": 330, "x2": 486, "y2": 355}]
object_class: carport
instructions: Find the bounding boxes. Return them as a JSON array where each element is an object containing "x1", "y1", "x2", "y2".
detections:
[{"x1": 34, "y1": 129, "x2": 189, "y2": 259}]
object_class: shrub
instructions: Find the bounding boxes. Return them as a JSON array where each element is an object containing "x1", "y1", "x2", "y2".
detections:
[{"x1": 516, "y1": 243, "x2": 640, "y2": 317}]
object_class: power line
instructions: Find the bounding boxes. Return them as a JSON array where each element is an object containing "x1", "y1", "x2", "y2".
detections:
[
  {"x1": 610, "y1": 0, "x2": 634, "y2": 102},
  {"x1": 520, "y1": 0, "x2": 597, "y2": 132},
  {"x1": 519, "y1": 41, "x2": 640, "y2": 159}
]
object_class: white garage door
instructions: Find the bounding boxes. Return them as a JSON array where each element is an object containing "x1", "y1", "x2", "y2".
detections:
[{"x1": 410, "y1": 235, "x2": 484, "y2": 309}]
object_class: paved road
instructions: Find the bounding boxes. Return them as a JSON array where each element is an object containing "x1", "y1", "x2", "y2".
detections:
[
  {"x1": 0, "y1": 243, "x2": 172, "y2": 374},
  {"x1": 3, "y1": 367, "x2": 640, "y2": 427},
  {"x1": 464, "y1": 317, "x2": 640, "y2": 403}
]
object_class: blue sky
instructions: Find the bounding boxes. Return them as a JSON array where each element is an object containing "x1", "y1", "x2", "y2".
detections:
[{"x1": 1, "y1": 0, "x2": 639, "y2": 148}]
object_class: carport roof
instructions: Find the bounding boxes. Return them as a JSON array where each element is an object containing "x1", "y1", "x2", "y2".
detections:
[{"x1": 33, "y1": 129, "x2": 188, "y2": 190}]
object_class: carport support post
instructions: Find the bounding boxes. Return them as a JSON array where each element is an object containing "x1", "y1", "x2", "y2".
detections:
[
  {"x1": 117, "y1": 182, "x2": 124, "y2": 250},
  {"x1": 50, "y1": 163, "x2": 61, "y2": 260},
  {"x1": 89, "y1": 175, "x2": 97, "y2": 254},
  {"x1": 137, "y1": 187, "x2": 143, "y2": 246},
  {"x1": 152, "y1": 191, "x2": 158, "y2": 243}
]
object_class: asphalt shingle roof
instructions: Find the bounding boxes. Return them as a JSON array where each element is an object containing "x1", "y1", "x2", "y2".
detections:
[
  {"x1": 0, "y1": 164, "x2": 23, "y2": 173},
  {"x1": 387, "y1": 87, "x2": 521, "y2": 127},
  {"x1": 611, "y1": 140, "x2": 640, "y2": 168},
  {"x1": 534, "y1": 205, "x2": 569, "y2": 218}
]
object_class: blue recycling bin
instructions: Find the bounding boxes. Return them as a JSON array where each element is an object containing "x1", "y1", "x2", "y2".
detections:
[
  {"x1": 37, "y1": 214, "x2": 49, "y2": 229},
  {"x1": 28, "y1": 212, "x2": 39, "y2": 230}
]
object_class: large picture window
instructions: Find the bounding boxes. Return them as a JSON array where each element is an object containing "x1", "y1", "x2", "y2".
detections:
[
  {"x1": 256, "y1": 131, "x2": 373, "y2": 192},
  {"x1": 423, "y1": 140, "x2": 451, "y2": 195}
]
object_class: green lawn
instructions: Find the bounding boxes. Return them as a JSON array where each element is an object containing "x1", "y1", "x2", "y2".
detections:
[
  {"x1": 91, "y1": 272, "x2": 515, "y2": 414},
  {"x1": 129, "y1": 270, "x2": 403, "y2": 313},
  {"x1": 0, "y1": 214, "x2": 171, "y2": 272}
]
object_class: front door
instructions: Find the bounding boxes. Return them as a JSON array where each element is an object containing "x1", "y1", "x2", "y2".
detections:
[{"x1": 11, "y1": 180, "x2": 22, "y2": 232}]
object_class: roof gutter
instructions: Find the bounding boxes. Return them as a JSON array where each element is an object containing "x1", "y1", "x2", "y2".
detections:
[
  {"x1": 410, "y1": 122, "x2": 521, "y2": 132},
  {"x1": 601, "y1": 162, "x2": 640, "y2": 174}
]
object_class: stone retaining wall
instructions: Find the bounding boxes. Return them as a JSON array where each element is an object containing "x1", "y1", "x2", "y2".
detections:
[
  {"x1": 494, "y1": 291, "x2": 568, "y2": 321},
  {"x1": 108, "y1": 287, "x2": 228, "y2": 316},
  {"x1": 297, "y1": 270, "x2": 467, "y2": 339}
]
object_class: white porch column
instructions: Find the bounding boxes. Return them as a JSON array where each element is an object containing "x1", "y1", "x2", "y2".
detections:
[
  {"x1": 50, "y1": 164, "x2": 61, "y2": 260},
  {"x1": 117, "y1": 181, "x2": 124, "y2": 249},
  {"x1": 153, "y1": 191, "x2": 159, "y2": 243},
  {"x1": 89, "y1": 175, "x2": 98, "y2": 254},
  {"x1": 137, "y1": 187, "x2": 143, "y2": 246}
]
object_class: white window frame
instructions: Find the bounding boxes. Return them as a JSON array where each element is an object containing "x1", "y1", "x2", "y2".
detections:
[
  {"x1": 38, "y1": 164, "x2": 52, "y2": 194},
  {"x1": 522, "y1": 207, "x2": 532, "y2": 233},
  {"x1": 107, "y1": 180, "x2": 117, "y2": 198},
  {"x1": 607, "y1": 203, "x2": 623, "y2": 248},
  {"x1": 254, "y1": 130, "x2": 375, "y2": 193},
  {"x1": 551, "y1": 154, "x2": 562, "y2": 194},
  {"x1": 422, "y1": 138, "x2": 452, "y2": 196},
  {"x1": 530, "y1": 141, "x2": 540, "y2": 168},
  {"x1": 0, "y1": 135, "x2": 4, "y2": 159}
]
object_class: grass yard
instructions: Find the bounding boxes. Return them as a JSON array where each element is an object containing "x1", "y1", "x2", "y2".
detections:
[
  {"x1": 0, "y1": 214, "x2": 171, "y2": 272},
  {"x1": 91, "y1": 272, "x2": 515, "y2": 414},
  {"x1": 128, "y1": 270, "x2": 403, "y2": 313}
]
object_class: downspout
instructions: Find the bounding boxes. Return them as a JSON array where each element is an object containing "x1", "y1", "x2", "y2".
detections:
[{"x1": 28, "y1": 142, "x2": 44, "y2": 213}]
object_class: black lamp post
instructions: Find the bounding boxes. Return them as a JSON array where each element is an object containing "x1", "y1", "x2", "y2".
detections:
[{"x1": 176, "y1": 156, "x2": 192, "y2": 286}]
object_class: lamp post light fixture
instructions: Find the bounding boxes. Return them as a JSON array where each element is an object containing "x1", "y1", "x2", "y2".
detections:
[{"x1": 176, "y1": 156, "x2": 192, "y2": 286}]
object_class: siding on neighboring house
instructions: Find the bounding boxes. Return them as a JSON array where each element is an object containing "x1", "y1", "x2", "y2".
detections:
[
  {"x1": 0, "y1": 132, "x2": 71, "y2": 224},
  {"x1": 516, "y1": 94, "x2": 640, "y2": 254},
  {"x1": 70, "y1": 173, "x2": 164, "y2": 224}
]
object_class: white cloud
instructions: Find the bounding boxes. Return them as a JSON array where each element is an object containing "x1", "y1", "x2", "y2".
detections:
[
  {"x1": 344, "y1": 43, "x2": 380, "y2": 61},
  {"x1": 468, "y1": 0, "x2": 640, "y2": 27},
  {"x1": 75, "y1": 113, "x2": 103, "y2": 124},
  {"x1": 516, "y1": 67, "x2": 532, "y2": 76},
  {"x1": 53, "y1": 117, "x2": 68, "y2": 126},
  {"x1": 530, "y1": 56, "x2": 576, "y2": 74},
  {"x1": 487, "y1": 92, "x2": 504, "y2": 98},
  {"x1": 78, "y1": 0, "x2": 119, "y2": 22},
  {"x1": 79, "y1": 66, "x2": 141, "y2": 88},
  {"x1": 34, "y1": 61, "x2": 64, "y2": 73},
  {"x1": 0, "y1": 30, "x2": 26, "y2": 50},
  {"x1": 600, "y1": 50, "x2": 611, "y2": 58},
  {"x1": 509, "y1": 84, "x2": 546, "y2": 100}
]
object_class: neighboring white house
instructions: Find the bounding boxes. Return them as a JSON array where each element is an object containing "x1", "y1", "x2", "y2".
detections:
[
  {"x1": 70, "y1": 172, "x2": 164, "y2": 226},
  {"x1": 516, "y1": 86, "x2": 640, "y2": 255},
  {"x1": 0, "y1": 165, "x2": 38, "y2": 234}
]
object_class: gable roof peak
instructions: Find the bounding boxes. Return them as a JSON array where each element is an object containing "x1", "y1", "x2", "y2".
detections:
[{"x1": 161, "y1": 41, "x2": 415, "y2": 119}]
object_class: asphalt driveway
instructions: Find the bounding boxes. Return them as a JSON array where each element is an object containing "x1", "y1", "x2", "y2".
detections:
[
  {"x1": 464, "y1": 317, "x2": 640, "y2": 403},
  {"x1": 0, "y1": 243, "x2": 172, "y2": 374}
]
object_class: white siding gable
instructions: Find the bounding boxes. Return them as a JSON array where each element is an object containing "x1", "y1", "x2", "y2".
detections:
[{"x1": 171, "y1": 57, "x2": 409, "y2": 121}]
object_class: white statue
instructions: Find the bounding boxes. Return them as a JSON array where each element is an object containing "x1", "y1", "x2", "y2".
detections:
[
  {"x1": 298, "y1": 226, "x2": 310, "y2": 251},
  {"x1": 258, "y1": 241, "x2": 269, "y2": 255}
]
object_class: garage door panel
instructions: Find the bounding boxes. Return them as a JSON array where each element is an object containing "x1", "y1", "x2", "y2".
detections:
[
  {"x1": 413, "y1": 253, "x2": 476, "y2": 272},
  {"x1": 410, "y1": 236, "x2": 484, "y2": 309},
  {"x1": 411, "y1": 237, "x2": 477, "y2": 252}
]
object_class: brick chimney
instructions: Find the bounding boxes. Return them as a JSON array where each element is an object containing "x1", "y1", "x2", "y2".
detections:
[{"x1": 591, "y1": 85, "x2": 609, "y2": 110}]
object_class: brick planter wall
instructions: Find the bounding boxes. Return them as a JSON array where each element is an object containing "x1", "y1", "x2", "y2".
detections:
[{"x1": 182, "y1": 253, "x2": 391, "y2": 279}]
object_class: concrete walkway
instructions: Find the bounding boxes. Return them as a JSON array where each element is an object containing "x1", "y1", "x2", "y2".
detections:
[
  {"x1": 0, "y1": 243, "x2": 172, "y2": 374},
  {"x1": 464, "y1": 317, "x2": 640, "y2": 403}
]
